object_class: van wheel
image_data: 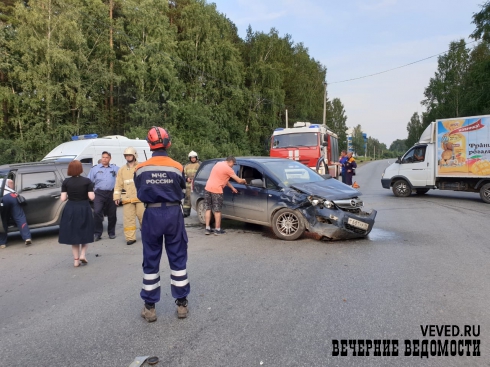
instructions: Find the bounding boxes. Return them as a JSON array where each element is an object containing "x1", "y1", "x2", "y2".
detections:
[
  {"x1": 479, "y1": 183, "x2": 490, "y2": 203},
  {"x1": 197, "y1": 199, "x2": 214, "y2": 225},
  {"x1": 271, "y1": 208, "x2": 305, "y2": 241},
  {"x1": 415, "y1": 189, "x2": 429, "y2": 195},
  {"x1": 392, "y1": 179, "x2": 411, "y2": 197}
]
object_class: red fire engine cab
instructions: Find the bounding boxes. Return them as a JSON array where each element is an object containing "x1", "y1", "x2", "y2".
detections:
[{"x1": 270, "y1": 122, "x2": 340, "y2": 178}]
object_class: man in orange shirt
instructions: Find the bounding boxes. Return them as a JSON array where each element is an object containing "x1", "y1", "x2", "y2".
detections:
[{"x1": 204, "y1": 156, "x2": 246, "y2": 235}]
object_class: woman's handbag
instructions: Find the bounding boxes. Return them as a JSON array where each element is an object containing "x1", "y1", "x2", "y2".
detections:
[{"x1": 16, "y1": 194, "x2": 27, "y2": 206}]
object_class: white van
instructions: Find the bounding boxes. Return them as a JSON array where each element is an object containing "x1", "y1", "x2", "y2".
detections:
[
  {"x1": 42, "y1": 134, "x2": 151, "y2": 167},
  {"x1": 381, "y1": 114, "x2": 490, "y2": 203}
]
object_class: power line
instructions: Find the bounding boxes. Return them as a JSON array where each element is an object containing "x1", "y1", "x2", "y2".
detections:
[{"x1": 328, "y1": 39, "x2": 479, "y2": 84}]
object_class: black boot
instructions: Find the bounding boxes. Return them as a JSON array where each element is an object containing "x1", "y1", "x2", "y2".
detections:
[{"x1": 183, "y1": 208, "x2": 191, "y2": 217}]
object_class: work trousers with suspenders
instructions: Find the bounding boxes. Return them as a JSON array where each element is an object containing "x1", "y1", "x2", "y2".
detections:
[{"x1": 140, "y1": 202, "x2": 190, "y2": 304}]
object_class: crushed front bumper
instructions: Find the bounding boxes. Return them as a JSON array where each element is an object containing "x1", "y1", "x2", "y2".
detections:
[{"x1": 300, "y1": 205, "x2": 377, "y2": 240}]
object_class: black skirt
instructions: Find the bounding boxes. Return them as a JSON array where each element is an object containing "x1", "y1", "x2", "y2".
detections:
[{"x1": 59, "y1": 200, "x2": 94, "y2": 245}]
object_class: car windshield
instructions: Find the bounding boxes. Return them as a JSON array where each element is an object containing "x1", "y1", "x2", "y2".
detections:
[
  {"x1": 263, "y1": 160, "x2": 324, "y2": 187},
  {"x1": 272, "y1": 133, "x2": 318, "y2": 148}
]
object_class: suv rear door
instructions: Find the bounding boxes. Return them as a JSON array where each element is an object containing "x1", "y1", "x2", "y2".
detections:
[
  {"x1": 17, "y1": 168, "x2": 63, "y2": 227},
  {"x1": 0, "y1": 169, "x2": 10, "y2": 233}
]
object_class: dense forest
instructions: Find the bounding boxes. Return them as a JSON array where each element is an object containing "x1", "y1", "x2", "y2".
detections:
[
  {"x1": 402, "y1": 1, "x2": 490, "y2": 151},
  {"x1": 0, "y1": 0, "x2": 349, "y2": 164}
]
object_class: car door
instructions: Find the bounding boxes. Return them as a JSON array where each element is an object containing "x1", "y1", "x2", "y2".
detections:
[
  {"x1": 0, "y1": 170, "x2": 11, "y2": 233},
  {"x1": 265, "y1": 175, "x2": 283, "y2": 223},
  {"x1": 398, "y1": 145, "x2": 429, "y2": 187},
  {"x1": 221, "y1": 164, "x2": 239, "y2": 217},
  {"x1": 18, "y1": 169, "x2": 63, "y2": 226},
  {"x1": 232, "y1": 164, "x2": 269, "y2": 223}
]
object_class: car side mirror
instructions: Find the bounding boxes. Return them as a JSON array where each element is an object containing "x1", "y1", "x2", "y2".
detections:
[
  {"x1": 250, "y1": 179, "x2": 264, "y2": 187},
  {"x1": 322, "y1": 141, "x2": 328, "y2": 147},
  {"x1": 396, "y1": 156, "x2": 401, "y2": 164}
]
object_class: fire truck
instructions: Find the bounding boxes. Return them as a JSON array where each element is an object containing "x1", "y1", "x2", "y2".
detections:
[{"x1": 270, "y1": 122, "x2": 340, "y2": 178}]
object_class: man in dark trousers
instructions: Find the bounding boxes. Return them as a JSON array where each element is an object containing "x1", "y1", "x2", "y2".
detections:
[
  {"x1": 0, "y1": 179, "x2": 32, "y2": 248},
  {"x1": 134, "y1": 126, "x2": 189, "y2": 323},
  {"x1": 88, "y1": 151, "x2": 119, "y2": 241}
]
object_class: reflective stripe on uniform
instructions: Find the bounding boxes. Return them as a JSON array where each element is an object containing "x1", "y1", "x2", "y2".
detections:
[
  {"x1": 124, "y1": 179, "x2": 134, "y2": 184},
  {"x1": 124, "y1": 226, "x2": 137, "y2": 231},
  {"x1": 171, "y1": 269, "x2": 186, "y2": 277},
  {"x1": 142, "y1": 282, "x2": 161, "y2": 291},
  {"x1": 143, "y1": 273, "x2": 160, "y2": 280},
  {"x1": 171, "y1": 279, "x2": 189, "y2": 287},
  {"x1": 114, "y1": 191, "x2": 121, "y2": 194}
]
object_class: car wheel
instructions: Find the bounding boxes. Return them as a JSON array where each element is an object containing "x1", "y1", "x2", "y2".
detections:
[
  {"x1": 415, "y1": 188, "x2": 429, "y2": 195},
  {"x1": 479, "y1": 183, "x2": 490, "y2": 203},
  {"x1": 392, "y1": 179, "x2": 411, "y2": 197},
  {"x1": 197, "y1": 199, "x2": 214, "y2": 225},
  {"x1": 271, "y1": 208, "x2": 305, "y2": 241}
]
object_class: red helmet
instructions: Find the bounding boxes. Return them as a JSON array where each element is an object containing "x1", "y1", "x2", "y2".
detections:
[{"x1": 146, "y1": 126, "x2": 171, "y2": 150}]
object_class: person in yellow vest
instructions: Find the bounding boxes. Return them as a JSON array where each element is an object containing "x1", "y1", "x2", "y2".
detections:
[
  {"x1": 183, "y1": 151, "x2": 201, "y2": 217},
  {"x1": 113, "y1": 147, "x2": 145, "y2": 245}
]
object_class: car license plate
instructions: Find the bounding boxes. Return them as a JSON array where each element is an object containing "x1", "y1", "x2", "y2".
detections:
[{"x1": 347, "y1": 218, "x2": 369, "y2": 230}]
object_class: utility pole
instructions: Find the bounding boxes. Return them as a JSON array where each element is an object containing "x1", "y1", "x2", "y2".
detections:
[
  {"x1": 109, "y1": 0, "x2": 114, "y2": 128},
  {"x1": 285, "y1": 109, "x2": 288, "y2": 128},
  {"x1": 322, "y1": 81, "x2": 327, "y2": 126}
]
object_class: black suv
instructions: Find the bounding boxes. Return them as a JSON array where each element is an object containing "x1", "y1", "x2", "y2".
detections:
[
  {"x1": 0, "y1": 160, "x2": 92, "y2": 234},
  {"x1": 191, "y1": 157, "x2": 377, "y2": 241}
]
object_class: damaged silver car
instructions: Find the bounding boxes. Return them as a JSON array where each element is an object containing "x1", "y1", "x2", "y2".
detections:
[{"x1": 191, "y1": 157, "x2": 377, "y2": 241}]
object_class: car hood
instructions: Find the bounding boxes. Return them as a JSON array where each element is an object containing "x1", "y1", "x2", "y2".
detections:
[{"x1": 291, "y1": 179, "x2": 360, "y2": 200}]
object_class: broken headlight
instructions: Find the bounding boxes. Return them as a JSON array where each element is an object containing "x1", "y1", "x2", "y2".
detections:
[{"x1": 308, "y1": 196, "x2": 335, "y2": 209}]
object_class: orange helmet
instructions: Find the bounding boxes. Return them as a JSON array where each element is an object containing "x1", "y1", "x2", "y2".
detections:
[{"x1": 146, "y1": 126, "x2": 171, "y2": 150}]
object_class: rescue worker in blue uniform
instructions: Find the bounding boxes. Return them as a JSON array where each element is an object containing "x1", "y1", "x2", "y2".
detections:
[
  {"x1": 0, "y1": 179, "x2": 32, "y2": 248},
  {"x1": 134, "y1": 126, "x2": 189, "y2": 323},
  {"x1": 88, "y1": 151, "x2": 119, "y2": 241}
]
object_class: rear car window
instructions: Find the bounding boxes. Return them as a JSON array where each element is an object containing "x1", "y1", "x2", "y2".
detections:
[
  {"x1": 21, "y1": 171, "x2": 58, "y2": 191},
  {"x1": 195, "y1": 162, "x2": 216, "y2": 180},
  {"x1": 195, "y1": 161, "x2": 240, "y2": 181}
]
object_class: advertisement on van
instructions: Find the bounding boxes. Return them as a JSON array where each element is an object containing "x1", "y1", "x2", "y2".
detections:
[{"x1": 437, "y1": 117, "x2": 490, "y2": 177}]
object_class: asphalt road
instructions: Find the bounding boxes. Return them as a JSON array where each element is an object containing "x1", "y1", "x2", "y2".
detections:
[{"x1": 0, "y1": 160, "x2": 489, "y2": 367}]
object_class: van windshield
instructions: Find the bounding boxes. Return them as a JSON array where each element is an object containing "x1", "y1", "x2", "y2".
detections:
[{"x1": 272, "y1": 133, "x2": 318, "y2": 148}]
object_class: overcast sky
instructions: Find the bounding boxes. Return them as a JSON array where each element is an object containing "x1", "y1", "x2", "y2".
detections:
[{"x1": 211, "y1": 0, "x2": 483, "y2": 147}]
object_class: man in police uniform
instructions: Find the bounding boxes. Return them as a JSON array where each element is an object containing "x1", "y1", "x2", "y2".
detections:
[
  {"x1": 114, "y1": 147, "x2": 145, "y2": 245},
  {"x1": 183, "y1": 150, "x2": 200, "y2": 217},
  {"x1": 134, "y1": 126, "x2": 189, "y2": 323},
  {"x1": 88, "y1": 151, "x2": 119, "y2": 241}
]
